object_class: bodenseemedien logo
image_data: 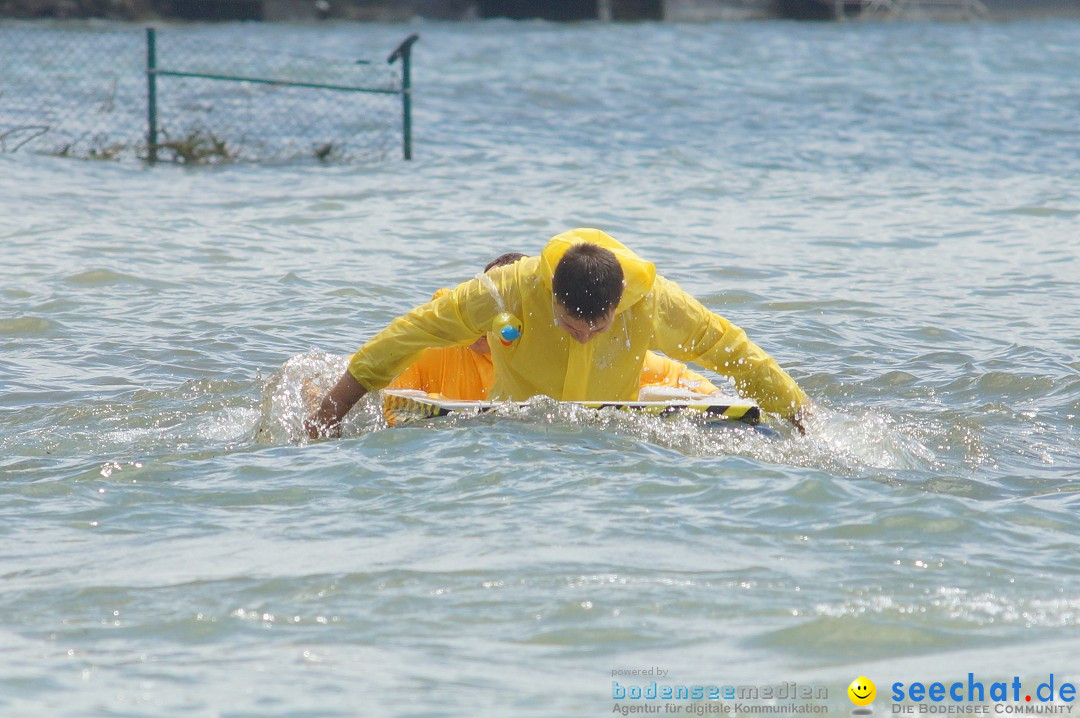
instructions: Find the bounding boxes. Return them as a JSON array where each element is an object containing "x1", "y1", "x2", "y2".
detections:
[{"x1": 609, "y1": 674, "x2": 830, "y2": 715}]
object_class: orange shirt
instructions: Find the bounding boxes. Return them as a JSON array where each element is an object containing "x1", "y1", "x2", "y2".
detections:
[{"x1": 386, "y1": 345, "x2": 494, "y2": 400}]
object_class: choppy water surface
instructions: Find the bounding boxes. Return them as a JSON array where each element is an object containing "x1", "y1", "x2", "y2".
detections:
[{"x1": 2, "y1": 17, "x2": 1078, "y2": 717}]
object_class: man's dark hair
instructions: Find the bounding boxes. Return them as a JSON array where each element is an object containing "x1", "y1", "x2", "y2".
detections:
[
  {"x1": 552, "y1": 244, "x2": 624, "y2": 320},
  {"x1": 484, "y1": 252, "x2": 527, "y2": 273}
]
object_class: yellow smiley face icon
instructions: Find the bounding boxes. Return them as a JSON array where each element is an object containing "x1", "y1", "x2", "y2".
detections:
[{"x1": 848, "y1": 676, "x2": 876, "y2": 706}]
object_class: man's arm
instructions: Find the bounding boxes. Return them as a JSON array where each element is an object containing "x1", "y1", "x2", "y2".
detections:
[
  {"x1": 304, "y1": 273, "x2": 509, "y2": 440},
  {"x1": 651, "y1": 276, "x2": 809, "y2": 422},
  {"x1": 303, "y1": 370, "x2": 368, "y2": 439},
  {"x1": 640, "y1": 351, "x2": 721, "y2": 395}
]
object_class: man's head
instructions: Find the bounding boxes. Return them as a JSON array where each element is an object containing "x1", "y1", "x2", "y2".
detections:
[
  {"x1": 484, "y1": 252, "x2": 526, "y2": 273},
  {"x1": 552, "y1": 243, "x2": 624, "y2": 344},
  {"x1": 470, "y1": 252, "x2": 527, "y2": 355}
]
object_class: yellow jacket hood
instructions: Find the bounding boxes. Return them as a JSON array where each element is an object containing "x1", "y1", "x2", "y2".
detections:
[{"x1": 538, "y1": 228, "x2": 655, "y2": 315}]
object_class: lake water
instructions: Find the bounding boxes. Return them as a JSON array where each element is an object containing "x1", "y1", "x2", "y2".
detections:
[{"x1": 1, "y1": 16, "x2": 1078, "y2": 717}]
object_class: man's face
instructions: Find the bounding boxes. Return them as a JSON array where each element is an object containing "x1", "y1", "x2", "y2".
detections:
[
  {"x1": 469, "y1": 336, "x2": 491, "y2": 355},
  {"x1": 554, "y1": 303, "x2": 616, "y2": 344}
]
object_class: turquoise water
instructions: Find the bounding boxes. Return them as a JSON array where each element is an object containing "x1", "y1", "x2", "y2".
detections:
[{"x1": 2, "y1": 18, "x2": 1079, "y2": 717}]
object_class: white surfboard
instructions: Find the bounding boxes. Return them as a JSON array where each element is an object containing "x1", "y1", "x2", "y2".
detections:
[{"x1": 382, "y1": 389, "x2": 761, "y2": 426}]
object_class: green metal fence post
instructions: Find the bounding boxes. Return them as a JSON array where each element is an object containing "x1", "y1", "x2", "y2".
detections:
[
  {"x1": 388, "y1": 34, "x2": 419, "y2": 161},
  {"x1": 402, "y1": 47, "x2": 411, "y2": 160},
  {"x1": 146, "y1": 27, "x2": 158, "y2": 165}
]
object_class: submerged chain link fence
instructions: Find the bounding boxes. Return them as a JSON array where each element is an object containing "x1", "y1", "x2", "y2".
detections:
[
  {"x1": 0, "y1": 25, "x2": 416, "y2": 163},
  {"x1": 0, "y1": 25, "x2": 143, "y2": 158}
]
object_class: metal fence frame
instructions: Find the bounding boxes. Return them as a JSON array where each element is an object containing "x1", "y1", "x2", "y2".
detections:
[{"x1": 144, "y1": 28, "x2": 417, "y2": 163}]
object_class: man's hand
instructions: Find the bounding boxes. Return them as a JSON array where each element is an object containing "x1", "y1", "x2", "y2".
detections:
[
  {"x1": 303, "y1": 414, "x2": 342, "y2": 440},
  {"x1": 791, "y1": 402, "x2": 814, "y2": 435},
  {"x1": 303, "y1": 371, "x2": 368, "y2": 440}
]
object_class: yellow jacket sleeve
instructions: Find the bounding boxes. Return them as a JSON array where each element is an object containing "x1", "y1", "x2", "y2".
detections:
[
  {"x1": 348, "y1": 276, "x2": 501, "y2": 392},
  {"x1": 651, "y1": 276, "x2": 806, "y2": 417},
  {"x1": 639, "y1": 352, "x2": 721, "y2": 394}
]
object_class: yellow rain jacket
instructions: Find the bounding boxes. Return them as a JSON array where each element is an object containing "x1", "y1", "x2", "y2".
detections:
[
  {"x1": 350, "y1": 228, "x2": 806, "y2": 417},
  {"x1": 385, "y1": 289, "x2": 719, "y2": 402}
]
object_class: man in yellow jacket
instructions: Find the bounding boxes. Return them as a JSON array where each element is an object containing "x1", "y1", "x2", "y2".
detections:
[
  {"x1": 306, "y1": 229, "x2": 809, "y2": 438},
  {"x1": 386, "y1": 252, "x2": 723, "y2": 407}
]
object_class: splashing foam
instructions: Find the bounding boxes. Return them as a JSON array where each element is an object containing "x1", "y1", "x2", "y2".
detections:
[
  {"x1": 253, "y1": 352, "x2": 937, "y2": 476},
  {"x1": 789, "y1": 405, "x2": 938, "y2": 473},
  {"x1": 253, "y1": 350, "x2": 385, "y2": 444}
]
